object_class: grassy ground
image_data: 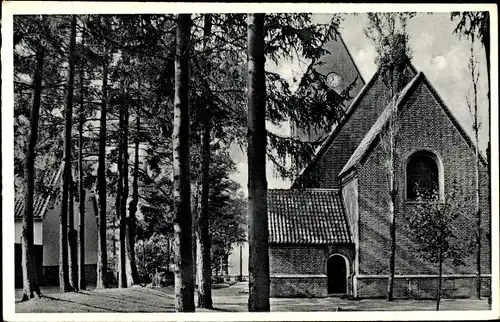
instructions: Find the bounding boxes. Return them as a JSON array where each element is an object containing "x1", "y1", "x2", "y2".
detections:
[{"x1": 15, "y1": 282, "x2": 491, "y2": 313}]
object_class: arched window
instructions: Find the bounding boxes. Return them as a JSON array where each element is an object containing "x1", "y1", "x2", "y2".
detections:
[{"x1": 406, "y1": 151, "x2": 439, "y2": 200}]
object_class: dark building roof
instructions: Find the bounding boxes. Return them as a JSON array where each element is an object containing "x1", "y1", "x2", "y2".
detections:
[
  {"x1": 14, "y1": 164, "x2": 63, "y2": 220},
  {"x1": 268, "y1": 189, "x2": 352, "y2": 244}
]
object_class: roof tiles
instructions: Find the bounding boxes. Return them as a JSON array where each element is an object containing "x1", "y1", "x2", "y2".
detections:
[{"x1": 268, "y1": 189, "x2": 352, "y2": 244}]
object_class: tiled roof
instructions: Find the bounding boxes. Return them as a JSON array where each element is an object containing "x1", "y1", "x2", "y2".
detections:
[
  {"x1": 14, "y1": 164, "x2": 63, "y2": 220},
  {"x1": 268, "y1": 189, "x2": 352, "y2": 244}
]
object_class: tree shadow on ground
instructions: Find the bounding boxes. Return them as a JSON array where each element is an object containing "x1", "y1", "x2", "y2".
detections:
[
  {"x1": 41, "y1": 295, "x2": 123, "y2": 312},
  {"x1": 78, "y1": 290, "x2": 174, "y2": 311}
]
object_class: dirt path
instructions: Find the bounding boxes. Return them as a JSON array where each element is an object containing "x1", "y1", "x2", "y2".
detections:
[{"x1": 14, "y1": 282, "x2": 491, "y2": 313}]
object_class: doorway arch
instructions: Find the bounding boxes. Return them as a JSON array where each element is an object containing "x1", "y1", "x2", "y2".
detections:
[{"x1": 327, "y1": 254, "x2": 348, "y2": 294}]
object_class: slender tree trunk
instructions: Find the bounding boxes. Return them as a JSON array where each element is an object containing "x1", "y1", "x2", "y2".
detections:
[
  {"x1": 69, "y1": 174, "x2": 79, "y2": 290},
  {"x1": 239, "y1": 243, "x2": 243, "y2": 282},
  {"x1": 117, "y1": 105, "x2": 126, "y2": 288},
  {"x1": 437, "y1": 244, "x2": 443, "y2": 311},
  {"x1": 173, "y1": 13, "x2": 195, "y2": 312},
  {"x1": 387, "y1": 82, "x2": 397, "y2": 302},
  {"x1": 468, "y1": 33, "x2": 482, "y2": 300},
  {"x1": 437, "y1": 214, "x2": 444, "y2": 311},
  {"x1": 387, "y1": 189, "x2": 396, "y2": 301},
  {"x1": 192, "y1": 178, "x2": 198, "y2": 290},
  {"x1": 472, "y1": 36, "x2": 482, "y2": 300},
  {"x1": 68, "y1": 18, "x2": 79, "y2": 289},
  {"x1": 121, "y1": 102, "x2": 134, "y2": 287},
  {"x1": 197, "y1": 116, "x2": 213, "y2": 308},
  {"x1": 483, "y1": 12, "x2": 491, "y2": 173},
  {"x1": 21, "y1": 27, "x2": 44, "y2": 301},
  {"x1": 96, "y1": 48, "x2": 109, "y2": 289},
  {"x1": 60, "y1": 15, "x2": 77, "y2": 292},
  {"x1": 196, "y1": 13, "x2": 213, "y2": 309},
  {"x1": 127, "y1": 107, "x2": 141, "y2": 285},
  {"x1": 78, "y1": 20, "x2": 86, "y2": 291},
  {"x1": 247, "y1": 13, "x2": 270, "y2": 312},
  {"x1": 483, "y1": 14, "x2": 492, "y2": 304}
]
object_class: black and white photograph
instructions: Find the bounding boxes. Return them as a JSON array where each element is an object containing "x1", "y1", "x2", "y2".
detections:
[{"x1": 2, "y1": 2, "x2": 498, "y2": 320}]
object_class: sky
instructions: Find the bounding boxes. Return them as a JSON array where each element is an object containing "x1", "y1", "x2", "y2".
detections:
[{"x1": 229, "y1": 12, "x2": 491, "y2": 196}]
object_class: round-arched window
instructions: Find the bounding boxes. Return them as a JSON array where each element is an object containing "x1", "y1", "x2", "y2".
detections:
[{"x1": 406, "y1": 151, "x2": 439, "y2": 200}]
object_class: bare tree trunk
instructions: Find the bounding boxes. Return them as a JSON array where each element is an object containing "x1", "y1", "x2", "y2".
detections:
[
  {"x1": 69, "y1": 174, "x2": 79, "y2": 290},
  {"x1": 173, "y1": 13, "x2": 195, "y2": 312},
  {"x1": 60, "y1": 15, "x2": 77, "y2": 293},
  {"x1": 197, "y1": 117, "x2": 213, "y2": 308},
  {"x1": 483, "y1": 12, "x2": 490, "y2": 173},
  {"x1": 247, "y1": 13, "x2": 270, "y2": 312},
  {"x1": 78, "y1": 19, "x2": 86, "y2": 291},
  {"x1": 436, "y1": 214, "x2": 444, "y2": 311},
  {"x1": 472, "y1": 34, "x2": 482, "y2": 300},
  {"x1": 191, "y1": 146, "x2": 200, "y2": 287},
  {"x1": 387, "y1": 188, "x2": 396, "y2": 301},
  {"x1": 121, "y1": 102, "x2": 134, "y2": 287},
  {"x1": 239, "y1": 243, "x2": 243, "y2": 282},
  {"x1": 467, "y1": 33, "x2": 482, "y2": 300},
  {"x1": 21, "y1": 26, "x2": 44, "y2": 301},
  {"x1": 68, "y1": 18, "x2": 79, "y2": 289},
  {"x1": 127, "y1": 106, "x2": 141, "y2": 285},
  {"x1": 117, "y1": 105, "x2": 126, "y2": 288},
  {"x1": 96, "y1": 47, "x2": 109, "y2": 289},
  {"x1": 192, "y1": 178, "x2": 198, "y2": 290},
  {"x1": 196, "y1": 13, "x2": 213, "y2": 309},
  {"x1": 386, "y1": 76, "x2": 398, "y2": 302}
]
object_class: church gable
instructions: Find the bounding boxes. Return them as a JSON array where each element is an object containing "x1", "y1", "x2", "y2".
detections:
[
  {"x1": 348, "y1": 71, "x2": 490, "y2": 276},
  {"x1": 339, "y1": 71, "x2": 487, "y2": 178},
  {"x1": 293, "y1": 65, "x2": 417, "y2": 189}
]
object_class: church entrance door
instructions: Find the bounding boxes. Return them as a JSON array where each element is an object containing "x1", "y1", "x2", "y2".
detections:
[{"x1": 327, "y1": 254, "x2": 347, "y2": 294}]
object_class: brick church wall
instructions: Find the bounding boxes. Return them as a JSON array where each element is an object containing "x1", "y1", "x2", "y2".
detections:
[
  {"x1": 300, "y1": 70, "x2": 415, "y2": 189},
  {"x1": 355, "y1": 80, "x2": 491, "y2": 298},
  {"x1": 270, "y1": 246, "x2": 325, "y2": 275},
  {"x1": 269, "y1": 245, "x2": 354, "y2": 297}
]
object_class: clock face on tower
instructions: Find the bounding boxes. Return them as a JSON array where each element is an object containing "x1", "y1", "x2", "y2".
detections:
[{"x1": 326, "y1": 72, "x2": 342, "y2": 89}]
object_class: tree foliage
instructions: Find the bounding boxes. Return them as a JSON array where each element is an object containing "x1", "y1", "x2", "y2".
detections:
[{"x1": 407, "y1": 185, "x2": 471, "y2": 310}]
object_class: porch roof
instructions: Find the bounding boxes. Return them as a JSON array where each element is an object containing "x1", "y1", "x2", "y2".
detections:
[{"x1": 268, "y1": 189, "x2": 352, "y2": 244}]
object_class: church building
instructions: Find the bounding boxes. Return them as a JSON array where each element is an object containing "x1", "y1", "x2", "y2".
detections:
[{"x1": 267, "y1": 34, "x2": 491, "y2": 298}]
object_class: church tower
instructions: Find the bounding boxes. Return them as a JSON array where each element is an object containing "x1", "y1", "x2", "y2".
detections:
[{"x1": 291, "y1": 33, "x2": 365, "y2": 143}]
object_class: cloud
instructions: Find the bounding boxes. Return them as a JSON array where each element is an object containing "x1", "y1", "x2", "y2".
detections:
[
  {"x1": 431, "y1": 56, "x2": 448, "y2": 69},
  {"x1": 354, "y1": 47, "x2": 377, "y2": 80}
]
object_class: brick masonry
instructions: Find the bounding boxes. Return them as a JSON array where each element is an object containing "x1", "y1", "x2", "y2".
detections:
[
  {"x1": 350, "y1": 77, "x2": 491, "y2": 298},
  {"x1": 270, "y1": 244, "x2": 354, "y2": 297},
  {"x1": 279, "y1": 71, "x2": 491, "y2": 299},
  {"x1": 355, "y1": 276, "x2": 491, "y2": 299},
  {"x1": 297, "y1": 70, "x2": 415, "y2": 189},
  {"x1": 271, "y1": 276, "x2": 328, "y2": 298}
]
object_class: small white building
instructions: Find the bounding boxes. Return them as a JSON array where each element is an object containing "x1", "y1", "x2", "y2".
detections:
[{"x1": 14, "y1": 165, "x2": 99, "y2": 287}]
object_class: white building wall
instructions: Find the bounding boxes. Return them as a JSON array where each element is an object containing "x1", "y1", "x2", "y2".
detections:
[
  {"x1": 14, "y1": 220, "x2": 43, "y2": 245},
  {"x1": 42, "y1": 189, "x2": 98, "y2": 267},
  {"x1": 227, "y1": 241, "x2": 249, "y2": 277}
]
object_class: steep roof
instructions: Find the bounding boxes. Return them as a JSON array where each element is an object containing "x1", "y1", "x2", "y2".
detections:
[
  {"x1": 339, "y1": 71, "x2": 488, "y2": 178},
  {"x1": 14, "y1": 164, "x2": 63, "y2": 220},
  {"x1": 267, "y1": 189, "x2": 352, "y2": 244}
]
